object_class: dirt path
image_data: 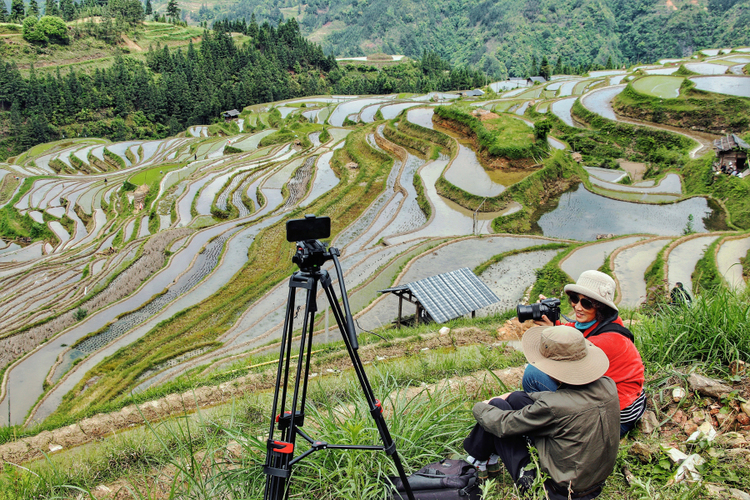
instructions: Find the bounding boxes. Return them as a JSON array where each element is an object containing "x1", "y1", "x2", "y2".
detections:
[{"x1": 121, "y1": 34, "x2": 143, "y2": 52}]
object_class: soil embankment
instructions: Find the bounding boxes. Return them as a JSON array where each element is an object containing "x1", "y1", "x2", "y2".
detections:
[
  {"x1": 0, "y1": 326, "x2": 519, "y2": 465},
  {"x1": 432, "y1": 115, "x2": 537, "y2": 170}
]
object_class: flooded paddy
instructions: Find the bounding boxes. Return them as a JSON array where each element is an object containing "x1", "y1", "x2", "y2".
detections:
[
  {"x1": 550, "y1": 98, "x2": 582, "y2": 128},
  {"x1": 381, "y1": 154, "x2": 427, "y2": 237},
  {"x1": 716, "y1": 236, "x2": 750, "y2": 290},
  {"x1": 329, "y1": 98, "x2": 390, "y2": 127},
  {"x1": 380, "y1": 103, "x2": 420, "y2": 120},
  {"x1": 589, "y1": 173, "x2": 682, "y2": 195},
  {"x1": 478, "y1": 249, "x2": 564, "y2": 316},
  {"x1": 581, "y1": 85, "x2": 625, "y2": 121},
  {"x1": 388, "y1": 158, "x2": 519, "y2": 245},
  {"x1": 689, "y1": 76, "x2": 750, "y2": 97},
  {"x1": 585, "y1": 167, "x2": 627, "y2": 183},
  {"x1": 614, "y1": 238, "x2": 671, "y2": 308},
  {"x1": 645, "y1": 67, "x2": 679, "y2": 75},
  {"x1": 301, "y1": 152, "x2": 340, "y2": 207},
  {"x1": 561, "y1": 237, "x2": 645, "y2": 281},
  {"x1": 683, "y1": 63, "x2": 728, "y2": 75},
  {"x1": 535, "y1": 184, "x2": 714, "y2": 241},
  {"x1": 667, "y1": 235, "x2": 719, "y2": 295}
]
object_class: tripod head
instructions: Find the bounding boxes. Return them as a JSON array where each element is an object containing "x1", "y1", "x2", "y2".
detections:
[{"x1": 292, "y1": 239, "x2": 333, "y2": 273}]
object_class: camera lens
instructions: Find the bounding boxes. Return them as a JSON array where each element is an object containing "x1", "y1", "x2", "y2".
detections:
[{"x1": 516, "y1": 304, "x2": 537, "y2": 323}]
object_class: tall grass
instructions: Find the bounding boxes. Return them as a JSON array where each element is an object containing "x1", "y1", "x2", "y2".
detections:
[{"x1": 636, "y1": 288, "x2": 750, "y2": 369}]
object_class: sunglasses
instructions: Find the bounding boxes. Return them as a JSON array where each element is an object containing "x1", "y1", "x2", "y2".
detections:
[{"x1": 568, "y1": 293, "x2": 595, "y2": 310}]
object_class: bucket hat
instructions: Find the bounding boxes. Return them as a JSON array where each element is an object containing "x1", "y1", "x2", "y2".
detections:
[
  {"x1": 564, "y1": 270, "x2": 618, "y2": 312},
  {"x1": 522, "y1": 325, "x2": 609, "y2": 385}
]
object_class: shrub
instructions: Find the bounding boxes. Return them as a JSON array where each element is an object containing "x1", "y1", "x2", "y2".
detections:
[
  {"x1": 22, "y1": 15, "x2": 69, "y2": 45},
  {"x1": 74, "y1": 308, "x2": 88, "y2": 321}
]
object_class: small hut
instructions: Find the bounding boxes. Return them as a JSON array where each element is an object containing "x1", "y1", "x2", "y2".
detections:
[
  {"x1": 379, "y1": 268, "x2": 500, "y2": 328},
  {"x1": 221, "y1": 109, "x2": 241, "y2": 121},
  {"x1": 714, "y1": 134, "x2": 749, "y2": 174}
]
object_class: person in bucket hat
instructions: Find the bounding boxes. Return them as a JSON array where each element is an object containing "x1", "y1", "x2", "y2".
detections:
[
  {"x1": 522, "y1": 270, "x2": 646, "y2": 436},
  {"x1": 463, "y1": 326, "x2": 620, "y2": 499}
]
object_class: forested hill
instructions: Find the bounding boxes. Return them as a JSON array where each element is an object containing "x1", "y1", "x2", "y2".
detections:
[
  {"x1": 191, "y1": 0, "x2": 750, "y2": 77},
  {"x1": 0, "y1": 18, "x2": 484, "y2": 160}
]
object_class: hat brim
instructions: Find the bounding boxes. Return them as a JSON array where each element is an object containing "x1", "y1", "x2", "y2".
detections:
[
  {"x1": 563, "y1": 284, "x2": 619, "y2": 313},
  {"x1": 521, "y1": 326, "x2": 610, "y2": 386}
]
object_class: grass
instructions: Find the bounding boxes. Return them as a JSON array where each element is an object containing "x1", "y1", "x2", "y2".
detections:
[
  {"x1": 636, "y1": 287, "x2": 750, "y2": 368},
  {"x1": 128, "y1": 163, "x2": 184, "y2": 185},
  {"x1": 473, "y1": 242, "x2": 570, "y2": 276},
  {"x1": 3, "y1": 289, "x2": 750, "y2": 499},
  {"x1": 614, "y1": 79, "x2": 750, "y2": 134}
]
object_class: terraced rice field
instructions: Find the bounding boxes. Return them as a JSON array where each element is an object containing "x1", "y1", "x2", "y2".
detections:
[
  {"x1": 0, "y1": 49, "x2": 746, "y2": 433},
  {"x1": 631, "y1": 76, "x2": 684, "y2": 98}
]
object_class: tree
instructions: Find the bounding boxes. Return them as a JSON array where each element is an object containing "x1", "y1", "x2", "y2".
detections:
[
  {"x1": 166, "y1": 0, "x2": 179, "y2": 20},
  {"x1": 28, "y1": 0, "x2": 39, "y2": 16},
  {"x1": 44, "y1": 0, "x2": 59, "y2": 16},
  {"x1": 10, "y1": 0, "x2": 25, "y2": 21},
  {"x1": 107, "y1": 0, "x2": 144, "y2": 24},
  {"x1": 0, "y1": 1, "x2": 8, "y2": 22},
  {"x1": 23, "y1": 15, "x2": 69, "y2": 44},
  {"x1": 59, "y1": 0, "x2": 74, "y2": 20},
  {"x1": 145, "y1": 0, "x2": 152, "y2": 15}
]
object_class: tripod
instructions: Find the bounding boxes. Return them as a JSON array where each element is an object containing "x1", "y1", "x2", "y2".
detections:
[{"x1": 263, "y1": 242, "x2": 415, "y2": 500}]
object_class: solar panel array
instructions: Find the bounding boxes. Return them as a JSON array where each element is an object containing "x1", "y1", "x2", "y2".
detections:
[{"x1": 380, "y1": 267, "x2": 500, "y2": 323}]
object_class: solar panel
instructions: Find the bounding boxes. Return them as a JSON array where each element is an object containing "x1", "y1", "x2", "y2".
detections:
[{"x1": 380, "y1": 268, "x2": 500, "y2": 324}]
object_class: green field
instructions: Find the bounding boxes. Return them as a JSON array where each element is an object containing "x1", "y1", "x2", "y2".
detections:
[
  {"x1": 129, "y1": 163, "x2": 183, "y2": 185},
  {"x1": 631, "y1": 76, "x2": 685, "y2": 98}
]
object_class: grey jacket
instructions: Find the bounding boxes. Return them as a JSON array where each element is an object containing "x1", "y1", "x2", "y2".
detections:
[{"x1": 472, "y1": 377, "x2": 620, "y2": 493}]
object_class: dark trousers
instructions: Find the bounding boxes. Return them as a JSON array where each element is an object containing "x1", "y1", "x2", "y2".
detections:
[
  {"x1": 463, "y1": 391, "x2": 601, "y2": 500},
  {"x1": 463, "y1": 392, "x2": 534, "y2": 481}
]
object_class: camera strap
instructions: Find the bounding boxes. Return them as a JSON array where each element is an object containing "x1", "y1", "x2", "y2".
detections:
[{"x1": 586, "y1": 321, "x2": 634, "y2": 343}]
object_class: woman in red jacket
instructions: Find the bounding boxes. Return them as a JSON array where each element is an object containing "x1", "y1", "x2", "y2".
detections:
[{"x1": 523, "y1": 270, "x2": 646, "y2": 436}]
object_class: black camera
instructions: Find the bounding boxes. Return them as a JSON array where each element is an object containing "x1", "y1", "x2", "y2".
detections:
[
  {"x1": 516, "y1": 298, "x2": 561, "y2": 324},
  {"x1": 287, "y1": 215, "x2": 333, "y2": 271}
]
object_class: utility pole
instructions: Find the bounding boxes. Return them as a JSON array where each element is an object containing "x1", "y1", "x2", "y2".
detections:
[{"x1": 473, "y1": 198, "x2": 487, "y2": 235}]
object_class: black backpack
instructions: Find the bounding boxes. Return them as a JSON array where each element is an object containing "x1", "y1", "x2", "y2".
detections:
[{"x1": 389, "y1": 459, "x2": 481, "y2": 500}]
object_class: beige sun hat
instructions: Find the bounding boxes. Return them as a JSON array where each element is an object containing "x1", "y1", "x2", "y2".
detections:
[
  {"x1": 522, "y1": 325, "x2": 609, "y2": 385},
  {"x1": 563, "y1": 270, "x2": 618, "y2": 312}
]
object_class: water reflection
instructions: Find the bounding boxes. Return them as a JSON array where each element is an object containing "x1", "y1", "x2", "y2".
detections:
[
  {"x1": 690, "y1": 76, "x2": 750, "y2": 97},
  {"x1": 535, "y1": 184, "x2": 719, "y2": 241}
]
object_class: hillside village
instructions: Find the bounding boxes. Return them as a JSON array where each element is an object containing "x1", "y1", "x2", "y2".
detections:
[{"x1": 0, "y1": 1, "x2": 749, "y2": 499}]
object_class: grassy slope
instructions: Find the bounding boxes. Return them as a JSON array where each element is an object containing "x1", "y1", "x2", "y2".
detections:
[
  {"x1": 2, "y1": 289, "x2": 749, "y2": 499},
  {"x1": 613, "y1": 79, "x2": 750, "y2": 134},
  {"x1": 0, "y1": 21, "x2": 210, "y2": 76}
]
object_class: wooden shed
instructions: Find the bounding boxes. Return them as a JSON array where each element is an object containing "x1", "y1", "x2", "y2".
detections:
[{"x1": 714, "y1": 134, "x2": 748, "y2": 173}]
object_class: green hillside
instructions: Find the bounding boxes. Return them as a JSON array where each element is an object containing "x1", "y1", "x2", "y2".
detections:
[{"x1": 185, "y1": 0, "x2": 750, "y2": 77}]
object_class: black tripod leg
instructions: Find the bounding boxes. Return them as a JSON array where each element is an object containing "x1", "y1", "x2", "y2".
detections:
[
  {"x1": 264, "y1": 273, "x2": 317, "y2": 500},
  {"x1": 321, "y1": 274, "x2": 416, "y2": 500}
]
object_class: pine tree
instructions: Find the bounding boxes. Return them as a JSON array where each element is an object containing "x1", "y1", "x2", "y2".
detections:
[
  {"x1": 166, "y1": 0, "x2": 179, "y2": 20},
  {"x1": 28, "y1": 0, "x2": 39, "y2": 17},
  {"x1": 10, "y1": 0, "x2": 25, "y2": 21},
  {"x1": 59, "y1": 0, "x2": 74, "y2": 21},
  {"x1": 0, "y1": 2, "x2": 8, "y2": 22},
  {"x1": 145, "y1": 0, "x2": 152, "y2": 15},
  {"x1": 44, "y1": 0, "x2": 59, "y2": 16}
]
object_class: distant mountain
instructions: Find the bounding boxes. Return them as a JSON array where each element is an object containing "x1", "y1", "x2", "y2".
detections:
[{"x1": 186, "y1": 0, "x2": 750, "y2": 77}]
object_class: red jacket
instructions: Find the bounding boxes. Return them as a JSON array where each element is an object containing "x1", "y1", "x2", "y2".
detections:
[{"x1": 563, "y1": 317, "x2": 645, "y2": 410}]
